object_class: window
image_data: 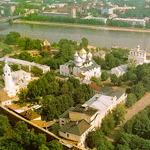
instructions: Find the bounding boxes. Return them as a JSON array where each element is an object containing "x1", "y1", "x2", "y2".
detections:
[
  {"x1": 61, "y1": 120, "x2": 64, "y2": 123},
  {"x1": 61, "y1": 124, "x2": 64, "y2": 126},
  {"x1": 67, "y1": 134, "x2": 69, "y2": 137},
  {"x1": 8, "y1": 74, "x2": 10, "y2": 76}
]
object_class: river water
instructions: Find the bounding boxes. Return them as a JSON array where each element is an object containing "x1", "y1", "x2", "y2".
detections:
[{"x1": 0, "y1": 22, "x2": 150, "y2": 52}]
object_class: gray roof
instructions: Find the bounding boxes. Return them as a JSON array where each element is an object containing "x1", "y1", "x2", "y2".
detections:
[
  {"x1": 70, "y1": 104, "x2": 98, "y2": 116},
  {"x1": 99, "y1": 86, "x2": 125, "y2": 99},
  {"x1": 59, "y1": 119, "x2": 91, "y2": 136}
]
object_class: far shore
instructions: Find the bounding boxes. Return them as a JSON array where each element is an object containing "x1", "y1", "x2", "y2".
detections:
[{"x1": 12, "y1": 19, "x2": 150, "y2": 33}]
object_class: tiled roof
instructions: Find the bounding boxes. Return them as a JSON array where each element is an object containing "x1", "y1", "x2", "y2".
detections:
[
  {"x1": 59, "y1": 119, "x2": 91, "y2": 136},
  {"x1": 6, "y1": 104, "x2": 21, "y2": 110},
  {"x1": 0, "y1": 90, "x2": 11, "y2": 102}
]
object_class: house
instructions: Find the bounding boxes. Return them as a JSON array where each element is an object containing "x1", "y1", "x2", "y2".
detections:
[
  {"x1": 6, "y1": 104, "x2": 24, "y2": 113},
  {"x1": 0, "y1": 90, "x2": 12, "y2": 106},
  {"x1": 59, "y1": 105, "x2": 98, "y2": 147},
  {"x1": 59, "y1": 119, "x2": 92, "y2": 147},
  {"x1": 111, "y1": 64, "x2": 128, "y2": 77},
  {"x1": 60, "y1": 49, "x2": 101, "y2": 80},
  {"x1": 31, "y1": 120, "x2": 51, "y2": 129},
  {"x1": 90, "y1": 84, "x2": 127, "y2": 104}
]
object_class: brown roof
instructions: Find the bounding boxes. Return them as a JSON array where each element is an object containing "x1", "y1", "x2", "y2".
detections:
[
  {"x1": 0, "y1": 90, "x2": 11, "y2": 102},
  {"x1": 93, "y1": 50, "x2": 107, "y2": 57},
  {"x1": 20, "y1": 109, "x2": 40, "y2": 120},
  {"x1": 90, "y1": 82, "x2": 103, "y2": 91},
  {"x1": 31, "y1": 120, "x2": 51, "y2": 128},
  {"x1": 7, "y1": 104, "x2": 21, "y2": 110},
  {"x1": 59, "y1": 119, "x2": 91, "y2": 136},
  {"x1": 74, "y1": 73, "x2": 85, "y2": 79}
]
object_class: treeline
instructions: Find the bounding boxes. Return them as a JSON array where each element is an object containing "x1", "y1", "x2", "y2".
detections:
[
  {"x1": 0, "y1": 115, "x2": 63, "y2": 150},
  {"x1": 114, "y1": 104, "x2": 150, "y2": 150},
  {"x1": 23, "y1": 13, "x2": 105, "y2": 26},
  {"x1": 93, "y1": 48, "x2": 129, "y2": 70},
  {"x1": 18, "y1": 72, "x2": 93, "y2": 121},
  {"x1": 10, "y1": 37, "x2": 89, "y2": 70}
]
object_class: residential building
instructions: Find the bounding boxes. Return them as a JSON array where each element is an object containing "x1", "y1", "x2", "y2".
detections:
[
  {"x1": 60, "y1": 49, "x2": 101, "y2": 80},
  {"x1": 93, "y1": 50, "x2": 107, "y2": 59},
  {"x1": 113, "y1": 18, "x2": 146, "y2": 26},
  {"x1": 101, "y1": 8, "x2": 114, "y2": 15},
  {"x1": 111, "y1": 64, "x2": 128, "y2": 77}
]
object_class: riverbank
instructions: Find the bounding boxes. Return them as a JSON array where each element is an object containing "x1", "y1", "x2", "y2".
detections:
[{"x1": 13, "y1": 19, "x2": 150, "y2": 33}]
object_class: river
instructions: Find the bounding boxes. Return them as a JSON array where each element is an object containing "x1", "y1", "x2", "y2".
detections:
[{"x1": 0, "y1": 22, "x2": 150, "y2": 52}]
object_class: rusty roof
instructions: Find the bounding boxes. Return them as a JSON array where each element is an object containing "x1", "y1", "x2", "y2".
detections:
[
  {"x1": 0, "y1": 90, "x2": 11, "y2": 102},
  {"x1": 90, "y1": 82, "x2": 103, "y2": 91},
  {"x1": 31, "y1": 120, "x2": 51, "y2": 128}
]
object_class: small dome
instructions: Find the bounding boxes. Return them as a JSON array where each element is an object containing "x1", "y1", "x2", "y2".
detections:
[
  {"x1": 43, "y1": 39, "x2": 50, "y2": 46},
  {"x1": 74, "y1": 51, "x2": 78, "y2": 57},
  {"x1": 88, "y1": 52, "x2": 92, "y2": 57},
  {"x1": 79, "y1": 48, "x2": 87, "y2": 55},
  {"x1": 76, "y1": 56, "x2": 82, "y2": 63}
]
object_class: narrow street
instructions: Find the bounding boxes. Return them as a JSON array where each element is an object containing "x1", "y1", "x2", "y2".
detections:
[{"x1": 108, "y1": 92, "x2": 150, "y2": 141}]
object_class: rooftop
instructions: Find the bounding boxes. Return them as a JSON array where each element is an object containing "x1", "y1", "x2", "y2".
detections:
[
  {"x1": 0, "y1": 90, "x2": 11, "y2": 102},
  {"x1": 90, "y1": 82, "x2": 103, "y2": 91},
  {"x1": 59, "y1": 107, "x2": 75, "y2": 119},
  {"x1": 59, "y1": 119, "x2": 91, "y2": 136},
  {"x1": 70, "y1": 105, "x2": 98, "y2": 116},
  {"x1": 31, "y1": 120, "x2": 51, "y2": 128}
]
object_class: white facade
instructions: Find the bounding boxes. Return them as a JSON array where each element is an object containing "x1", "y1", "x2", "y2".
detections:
[
  {"x1": 101, "y1": 8, "x2": 113, "y2": 15},
  {"x1": 111, "y1": 64, "x2": 128, "y2": 77},
  {"x1": 60, "y1": 49, "x2": 101, "y2": 80},
  {"x1": 3, "y1": 59, "x2": 32, "y2": 97},
  {"x1": 128, "y1": 45, "x2": 149, "y2": 64},
  {"x1": 113, "y1": 18, "x2": 146, "y2": 26},
  {"x1": 3, "y1": 59, "x2": 18, "y2": 97}
]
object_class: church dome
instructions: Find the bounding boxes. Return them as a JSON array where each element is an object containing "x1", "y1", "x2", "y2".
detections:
[
  {"x1": 74, "y1": 51, "x2": 78, "y2": 57},
  {"x1": 79, "y1": 48, "x2": 87, "y2": 55},
  {"x1": 76, "y1": 56, "x2": 82, "y2": 63},
  {"x1": 88, "y1": 52, "x2": 92, "y2": 58}
]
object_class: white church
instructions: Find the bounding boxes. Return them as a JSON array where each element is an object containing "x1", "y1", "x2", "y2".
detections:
[
  {"x1": 3, "y1": 58, "x2": 31, "y2": 98},
  {"x1": 60, "y1": 48, "x2": 101, "y2": 80}
]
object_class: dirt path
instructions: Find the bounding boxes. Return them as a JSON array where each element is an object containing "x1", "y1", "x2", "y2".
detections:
[{"x1": 109, "y1": 92, "x2": 150, "y2": 141}]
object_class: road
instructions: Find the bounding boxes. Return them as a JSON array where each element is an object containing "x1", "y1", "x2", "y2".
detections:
[
  {"x1": 0, "y1": 15, "x2": 23, "y2": 22},
  {"x1": 109, "y1": 92, "x2": 150, "y2": 141}
]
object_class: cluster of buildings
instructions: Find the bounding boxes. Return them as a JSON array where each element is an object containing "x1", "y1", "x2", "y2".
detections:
[
  {"x1": 111, "y1": 45, "x2": 150, "y2": 77},
  {"x1": 58, "y1": 84, "x2": 127, "y2": 147},
  {"x1": 0, "y1": 57, "x2": 50, "y2": 98},
  {"x1": 60, "y1": 48, "x2": 101, "y2": 80}
]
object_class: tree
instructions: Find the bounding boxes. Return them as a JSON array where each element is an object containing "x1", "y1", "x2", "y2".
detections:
[
  {"x1": 0, "y1": 115, "x2": 10, "y2": 137},
  {"x1": 39, "y1": 144, "x2": 49, "y2": 150},
  {"x1": 80, "y1": 37, "x2": 88, "y2": 48},
  {"x1": 47, "y1": 140, "x2": 63, "y2": 150},
  {"x1": 101, "y1": 71, "x2": 109, "y2": 81},
  {"x1": 18, "y1": 88, "x2": 28, "y2": 103},
  {"x1": 31, "y1": 66, "x2": 43, "y2": 77},
  {"x1": 131, "y1": 82, "x2": 145, "y2": 100},
  {"x1": 110, "y1": 74, "x2": 119, "y2": 85},
  {"x1": 125, "y1": 93, "x2": 137, "y2": 108},
  {"x1": 90, "y1": 76, "x2": 102, "y2": 85},
  {"x1": 101, "y1": 113, "x2": 115, "y2": 136},
  {"x1": 112, "y1": 104, "x2": 127, "y2": 125},
  {"x1": 5, "y1": 32, "x2": 21, "y2": 45},
  {"x1": 11, "y1": 64, "x2": 19, "y2": 71}
]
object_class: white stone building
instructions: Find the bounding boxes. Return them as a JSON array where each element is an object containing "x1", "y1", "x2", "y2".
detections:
[
  {"x1": 128, "y1": 45, "x2": 148, "y2": 64},
  {"x1": 60, "y1": 49, "x2": 101, "y2": 80},
  {"x1": 3, "y1": 59, "x2": 32, "y2": 97},
  {"x1": 111, "y1": 64, "x2": 128, "y2": 77}
]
